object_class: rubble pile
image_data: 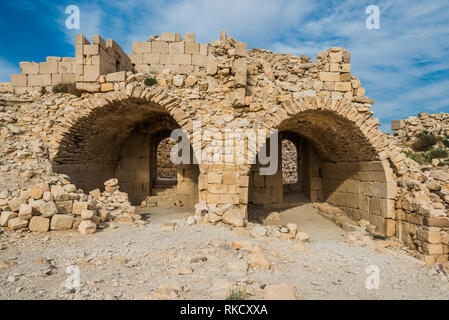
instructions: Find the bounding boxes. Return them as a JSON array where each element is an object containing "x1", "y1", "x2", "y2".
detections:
[{"x1": 0, "y1": 176, "x2": 138, "y2": 235}]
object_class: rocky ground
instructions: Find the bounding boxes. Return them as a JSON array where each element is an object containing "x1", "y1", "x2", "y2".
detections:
[{"x1": 1, "y1": 205, "x2": 448, "y2": 300}]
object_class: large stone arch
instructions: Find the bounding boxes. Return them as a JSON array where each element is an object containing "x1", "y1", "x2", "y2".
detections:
[
  {"x1": 247, "y1": 96, "x2": 397, "y2": 236},
  {"x1": 49, "y1": 84, "x2": 200, "y2": 207}
]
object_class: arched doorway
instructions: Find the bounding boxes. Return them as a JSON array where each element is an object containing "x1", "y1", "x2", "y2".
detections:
[
  {"x1": 51, "y1": 97, "x2": 199, "y2": 209},
  {"x1": 248, "y1": 109, "x2": 396, "y2": 235}
]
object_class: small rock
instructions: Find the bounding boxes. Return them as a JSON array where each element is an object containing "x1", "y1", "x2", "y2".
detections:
[
  {"x1": 160, "y1": 222, "x2": 176, "y2": 231},
  {"x1": 249, "y1": 247, "x2": 271, "y2": 270},
  {"x1": 0, "y1": 211, "x2": 18, "y2": 227},
  {"x1": 430, "y1": 170, "x2": 449, "y2": 182},
  {"x1": 190, "y1": 256, "x2": 207, "y2": 264},
  {"x1": 263, "y1": 283, "x2": 296, "y2": 300},
  {"x1": 295, "y1": 232, "x2": 309, "y2": 242},
  {"x1": 286, "y1": 223, "x2": 298, "y2": 235},
  {"x1": 427, "y1": 181, "x2": 441, "y2": 191},
  {"x1": 168, "y1": 266, "x2": 193, "y2": 275},
  {"x1": 18, "y1": 204, "x2": 33, "y2": 220},
  {"x1": 266, "y1": 212, "x2": 280, "y2": 221},
  {"x1": 50, "y1": 214, "x2": 73, "y2": 230},
  {"x1": 0, "y1": 260, "x2": 17, "y2": 269},
  {"x1": 344, "y1": 231, "x2": 361, "y2": 242},
  {"x1": 186, "y1": 216, "x2": 196, "y2": 225},
  {"x1": 81, "y1": 209, "x2": 95, "y2": 220},
  {"x1": 231, "y1": 240, "x2": 253, "y2": 251},
  {"x1": 222, "y1": 209, "x2": 245, "y2": 227},
  {"x1": 207, "y1": 213, "x2": 222, "y2": 224}
]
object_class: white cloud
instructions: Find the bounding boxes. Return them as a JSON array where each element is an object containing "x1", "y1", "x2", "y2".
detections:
[
  {"x1": 6, "y1": 0, "x2": 448, "y2": 132},
  {"x1": 56, "y1": 3, "x2": 103, "y2": 47},
  {"x1": 0, "y1": 58, "x2": 20, "y2": 83},
  {"x1": 149, "y1": 0, "x2": 316, "y2": 44},
  {"x1": 68, "y1": 0, "x2": 316, "y2": 52}
]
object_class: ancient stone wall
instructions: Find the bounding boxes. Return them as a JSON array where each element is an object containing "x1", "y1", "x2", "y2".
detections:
[
  {"x1": 321, "y1": 161, "x2": 396, "y2": 236},
  {"x1": 130, "y1": 32, "x2": 209, "y2": 75},
  {"x1": 10, "y1": 57, "x2": 76, "y2": 94},
  {"x1": 392, "y1": 113, "x2": 449, "y2": 137},
  {"x1": 116, "y1": 130, "x2": 151, "y2": 204},
  {"x1": 3, "y1": 30, "x2": 448, "y2": 263},
  {"x1": 75, "y1": 35, "x2": 134, "y2": 92}
]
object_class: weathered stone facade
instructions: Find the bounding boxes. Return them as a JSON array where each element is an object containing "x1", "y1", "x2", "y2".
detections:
[
  {"x1": 2, "y1": 30, "x2": 448, "y2": 264},
  {"x1": 10, "y1": 57, "x2": 76, "y2": 94}
]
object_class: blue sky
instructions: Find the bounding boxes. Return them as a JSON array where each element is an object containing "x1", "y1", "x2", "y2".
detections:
[{"x1": 1, "y1": 0, "x2": 448, "y2": 131}]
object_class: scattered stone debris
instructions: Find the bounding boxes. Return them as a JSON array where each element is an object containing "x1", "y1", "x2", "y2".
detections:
[{"x1": 0, "y1": 178, "x2": 139, "y2": 235}]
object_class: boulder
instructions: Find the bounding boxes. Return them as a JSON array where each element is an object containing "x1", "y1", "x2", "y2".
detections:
[
  {"x1": 8, "y1": 197, "x2": 26, "y2": 212},
  {"x1": 42, "y1": 192, "x2": 53, "y2": 202},
  {"x1": 430, "y1": 170, "x2": 449, "y2": 182},
  {"x1": 38, "y1": 201, "x2": 58, "y2": 218},
  {"x1": 98, "y1": 209, "x2": 110, "y2": 222},
  {"x1": 29, "y1": 216, "x2": 50, "y2": 232},
  {"x1": 55, "y1": 200, "x2": 73, "y2": 214},
  {"x1": 8, "y1": 217, "x2": 28, "y2": 230},
  {"x1": 89, "y1": 189, "x2": 101, "y2": 199},
  {"x1": 194, "y1": 202, "x2": 208, "y2": 215},
  {"x1": 72, "y1": 201, "x2": 89, "y2": 215},
  {"x1": 0, "y1": 211, "x2": 18, "y2": 227},
  {"x1": 266, "y1": 211, "x2": 280, "y2": 221},
  {"x1": 52, "y1": 188, "x2": 70, "y2": 201},
  {"x1": 296, "y1": 232, "x2": 309, "y2": 242},
  {"x1": 27, "y1": 183, "x2": 49, "y2": 199},
  {"x1": 81, "y1": 209, "x2": 95, "y2": 220},
  {"x1": 78, "y1": 220, "x2": 96, "y2": 235},
  {"x1": 63, "y1": 184, "x2": 77, "y2": 193},
  {"x1": 427, "y1": 181, "x2": 441, "y2": 191},
  {"x1": 222, "y1": 209, "x2": 245, "y2": 227},
  {"x1": 207, "y1": 213, "x2": 222, "y2": 224},
  {"x1": 50, "y1": 214, "x2": 73, "y2": 230},
  {"x1": 18, "y1": 204, "x2": 33, "y2": 220},
  {"x1": 104, "y1": 178, "x2": 119, "y2": 193},
  {"x1": 286, "y1": 223, "x2": 298, "y2": 235}
]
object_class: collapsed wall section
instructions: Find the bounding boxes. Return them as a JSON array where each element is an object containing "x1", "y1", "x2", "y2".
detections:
[{"x1": 391, "y1": 112, "x2": 449, "y2": 138}]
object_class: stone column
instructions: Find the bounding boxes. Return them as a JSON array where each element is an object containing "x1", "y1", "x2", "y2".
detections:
[{"x1": 197, "y1": 163, "x2": 250, "y2": 227}]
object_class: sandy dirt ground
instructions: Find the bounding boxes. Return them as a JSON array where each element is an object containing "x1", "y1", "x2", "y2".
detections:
[{"x1": 1, "y1": 203, "x2": 448, "y2": 300}]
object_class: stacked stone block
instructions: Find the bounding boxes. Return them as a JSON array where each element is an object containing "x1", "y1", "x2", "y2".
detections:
[
  {"x1": 10, "y1": 57, "x2": 76, "y2": 94},
  {"x1": 129, "y1": 32, "x2": 209, "y2": 75},
  {"x1": 250, "y1": 163, "x2": 283, "y2": 207},
  {"x1": 314, "y1": 47, "x2": 373, "y2": 105},
  {"x1": 396, "y1": 195, "x2": 449, "y2": 264},
  {"x1": 321, "y1": 161, "x2": 397, "y2": 236}
]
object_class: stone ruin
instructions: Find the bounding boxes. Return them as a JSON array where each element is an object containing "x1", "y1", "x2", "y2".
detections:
[
  {"x1": 392, "y1": 113, "x2": 449, "y2": 138},
  {"x1": 0, "y1": 30, "x2": 448, "y2": 265}
]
